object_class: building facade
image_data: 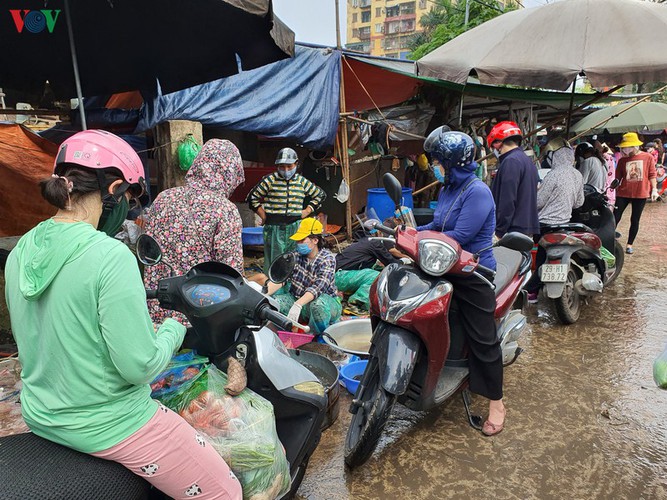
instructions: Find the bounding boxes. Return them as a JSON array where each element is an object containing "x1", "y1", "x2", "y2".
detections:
[{"x1": 346, "y1": 0, "x2": 430, "y2": 59}]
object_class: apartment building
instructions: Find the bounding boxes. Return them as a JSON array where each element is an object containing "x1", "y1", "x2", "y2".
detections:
[
  {"x1": 346, "y1": 0, "x2": 431, "y2": 59},
  {"x1": 346, "y1": 0, "x2": 520, "y2": 59}
]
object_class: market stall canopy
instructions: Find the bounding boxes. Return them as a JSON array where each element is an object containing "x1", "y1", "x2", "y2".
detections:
[
  {"x1": 572, "y1": 101, "x2": 667, "y2": 134},
  {"x1": 416, "y1": 0, "x2": 667, "y2": 91},
  {"x1": 136, "y1": 45, "x2": 340, "y2": 150},
  {"x1": 0, "y1": 124, "x2": 57, "y2": 237},
  {"x1": 1, "y1": 0, "x2": 294, "y2": 99}
]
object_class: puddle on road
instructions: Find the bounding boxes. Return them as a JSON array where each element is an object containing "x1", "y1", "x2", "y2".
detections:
[{"x1": 297, "y1": 205, "x2": 667, "y2": 499}]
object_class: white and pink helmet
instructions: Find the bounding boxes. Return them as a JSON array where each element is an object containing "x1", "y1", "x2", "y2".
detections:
[{"x1": 55, "y1": 130, "x2": 146, "y2": 195}]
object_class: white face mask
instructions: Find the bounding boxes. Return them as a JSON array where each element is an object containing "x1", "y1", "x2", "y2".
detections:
[
  {"x1": 279, "y1": 167, "x2": 297, "y2": 180},
  {"x1": 621, "y1": 147, "x2": 636, "y2": 157},
  {"x1": 493, "y1": 149, "x2": 500, "y2": 159}
]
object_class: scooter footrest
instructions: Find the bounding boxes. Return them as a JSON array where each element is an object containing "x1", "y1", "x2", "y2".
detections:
[{"x1": 434, "y1": 366, "x2": 469, "y2": 404}]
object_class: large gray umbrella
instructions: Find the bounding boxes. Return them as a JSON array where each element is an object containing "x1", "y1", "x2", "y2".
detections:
[
  {"x1": 571, "y1": 101, "x2": 667, "y2": 134},
  {"x1": 416, "y1": 0, "x2": 667, "y2": 91}
]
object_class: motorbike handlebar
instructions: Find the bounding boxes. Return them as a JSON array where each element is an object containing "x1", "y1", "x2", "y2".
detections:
[
  {"x1": 476, "y1": 264, "x2": 496, "y2": 278},
  {"x1": 373, "y1": 223, "x2": 397, "y2": 236},
  {"x1": 146, "y1": 289, "x2": 158, "y2": 300},
  {"x1": 258, "y1": 304, "x2": 311, "y2": 334}
]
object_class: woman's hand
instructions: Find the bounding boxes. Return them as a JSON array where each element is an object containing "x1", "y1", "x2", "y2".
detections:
[{"x1": 301, "y1": 207, "x2": 313, "y2": 219}]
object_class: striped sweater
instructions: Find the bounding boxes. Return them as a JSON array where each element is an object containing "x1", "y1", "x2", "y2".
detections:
[{"x1": 248, "y1": 172, "x2": 325, "y2": 224}]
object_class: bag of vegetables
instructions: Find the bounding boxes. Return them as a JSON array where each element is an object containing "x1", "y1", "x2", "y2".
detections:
[
  {"x1": 158, "y1": 365, "x2": 291, "y2": 500},
  {"x1": 150, "y1": 350, "x2": 209, "y2": 398},
  {"x1": 653, "y1": 343, "x2": 667, "y2": 389}
]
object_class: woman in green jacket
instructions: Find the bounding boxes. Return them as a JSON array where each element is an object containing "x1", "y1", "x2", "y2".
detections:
[{"x1": 5, "y1": 130, "x2": 241, "y2": 500}]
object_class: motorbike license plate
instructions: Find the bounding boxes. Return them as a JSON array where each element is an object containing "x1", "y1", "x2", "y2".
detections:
[{"x1": 541, "y1": 264, "x2": 568, "y2": 282}]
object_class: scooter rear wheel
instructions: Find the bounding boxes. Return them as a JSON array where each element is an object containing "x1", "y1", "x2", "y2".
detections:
[
  {"x1": 553, "y1": 268, "x2": 581, "y2": 324},
  {"x1": 606, "y1": 241, "x2": 625, "y2": 284},
  {"x1": 344, "y1": 356, "x2": 396, "y2": 469}
]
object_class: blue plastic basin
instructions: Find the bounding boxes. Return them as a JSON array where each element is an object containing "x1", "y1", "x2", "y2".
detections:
[
  {"x1": 242, "y1": 227, "x2": 264, "y2": 246},
  {"x1": 339, "y1": 360, "x2": 369, "y2": 395}
]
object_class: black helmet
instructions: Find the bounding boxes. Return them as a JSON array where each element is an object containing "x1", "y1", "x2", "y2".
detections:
[{"x1": 575, "y1": 142, "x2": 594, "y2": 158}]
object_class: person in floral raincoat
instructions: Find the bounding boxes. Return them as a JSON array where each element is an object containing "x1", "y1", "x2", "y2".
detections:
[{"x1": 143, "y1": 139, "x2": 245, "y2": 327}]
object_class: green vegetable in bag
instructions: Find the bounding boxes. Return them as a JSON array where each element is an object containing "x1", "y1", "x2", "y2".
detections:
[
  {"x1": 653, "y1": 344, "x2": 667, "y2": 389},
  {"x1": 178, "y1": 134, "x2": 201, "y2": 171},
  {"x1": 599, "y1": 246, "x2": 616, "y2": 269}
]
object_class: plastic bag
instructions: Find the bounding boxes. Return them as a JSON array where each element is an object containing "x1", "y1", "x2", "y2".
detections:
[
  {"x1": 599, "y1": 245, "x2": 616, "y2": 269},
  {"x1": 334, "y1": 179, "x2": 349, "y2": 203},
  {"x1": 653, "y1": 343, "x2": 667, "y2": 389},
  {"x1": 177, "y1": 134, "x2": 201, "y2": 171},
  {"x1": 162, "y1": 365, "x2": 291, "y2": 500},
  {"x1": 150, "y1": 350, "x2": 208, "y2": 398}
]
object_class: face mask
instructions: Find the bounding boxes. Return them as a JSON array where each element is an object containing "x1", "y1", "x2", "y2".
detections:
[
  {"x1": 493, "y1": 149, "x2": 500, "y2": 159},
  {"x1": 296, "y1": 242, "x2": 312, "y2": 255},
  {"x1": 98, "y1": 195, "x2": 129, "y2": 236},
  {"x1": 279, "y1": 167, "x2": 297, "y2": 180},
  {"x1": 621, "y1": 147, "x2": 635, "y2": 157},
  {"x1": 431, "y1": 164, "x2": 446, "y2": 184}
]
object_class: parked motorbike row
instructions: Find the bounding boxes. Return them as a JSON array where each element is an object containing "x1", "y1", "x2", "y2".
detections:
[{"x1": 1, "y1": 171, "x2": 625, "y2": 497}]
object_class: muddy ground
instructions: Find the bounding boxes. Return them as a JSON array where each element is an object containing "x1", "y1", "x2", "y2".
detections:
[{"x1": 297, "y1": 202, "x2": 667, "y2": 499}]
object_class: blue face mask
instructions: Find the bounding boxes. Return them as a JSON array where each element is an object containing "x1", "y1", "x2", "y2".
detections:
[
  {"x1": 432, "y1": 164, "x2": 446, "y2": 184},
  {"x1": 296, "y1": 242, "x2": 311, "y2": 255},
  {"x1": 280, "y1": 167, "x2": 297, "y2": 180}
]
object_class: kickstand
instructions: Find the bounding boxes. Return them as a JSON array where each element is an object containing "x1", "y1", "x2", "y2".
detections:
[{"x1": 462, "y1": 389, "x2": 483, "y2": 430}]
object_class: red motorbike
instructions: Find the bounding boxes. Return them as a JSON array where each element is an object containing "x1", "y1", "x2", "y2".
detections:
[{"x1": 344, "y1": 174, "x2": 534, "y2": 468}]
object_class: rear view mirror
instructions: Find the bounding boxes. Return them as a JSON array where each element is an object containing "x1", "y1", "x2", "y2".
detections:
[
  {"x1": 136, "y1": 234, "x2": 162, "y2": 266},
  {"x1": 496, "y1": 232, "x2": 534, "y2": 252},
  {"x1": 382, "y1": 173, "x2": 403, "y2": 209},
  {"x1": 268, "y1": 252, "x2": 297, "y2": 283},
  {"x1": 609, "y1": 178, "x2": 620, "y2": 190}
]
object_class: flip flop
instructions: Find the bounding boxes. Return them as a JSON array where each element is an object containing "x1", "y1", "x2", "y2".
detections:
[{"x1": 626, "y1": 247, "x2": 634, "y2": 254}]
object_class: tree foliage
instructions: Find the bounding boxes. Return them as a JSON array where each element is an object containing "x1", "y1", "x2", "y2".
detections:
[{"x1": 409, "y1": 0, "x2": 517, "y2": 60}]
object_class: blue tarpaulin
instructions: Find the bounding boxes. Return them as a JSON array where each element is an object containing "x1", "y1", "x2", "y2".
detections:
[{"x1": 136, "y1": 45, "x2": 341, "y2": 150}]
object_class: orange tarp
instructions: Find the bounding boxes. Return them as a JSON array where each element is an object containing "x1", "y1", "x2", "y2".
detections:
[{"x1": 0, "y1": 124, "x2": 57, "y2": 237}]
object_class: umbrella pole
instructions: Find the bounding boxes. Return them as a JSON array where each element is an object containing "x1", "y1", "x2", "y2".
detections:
[
  {"x1": 64, "y1": 0, "x2": 86, "y2": 130},
  {"x1": 565, "y1": 76, "x2": 577, "y2": 137}
]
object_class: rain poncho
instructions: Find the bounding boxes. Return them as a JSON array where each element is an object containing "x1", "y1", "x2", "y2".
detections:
[
  {"x1": 4, "y1": 220, "x2": 185, "y2": 453},
  {"x1": 143, "y1": 139, "x2": 245, "y2": 327}
]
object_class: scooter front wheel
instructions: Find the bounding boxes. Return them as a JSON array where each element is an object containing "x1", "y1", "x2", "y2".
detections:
[{"x1": 344, "y1": 356, "x2": 396, "y2": 469}]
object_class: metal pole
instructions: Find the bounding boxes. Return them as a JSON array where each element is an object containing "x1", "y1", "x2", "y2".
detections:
[
  {"x1": 64, "y1": 0, "x2": 86, "y2": 130},
  {"x1": 335, "y1": 0, "x2": 342, "y2": 49},
  {"x1": 465, "y1": 0, "x2": 471, "y2": 27},
  {"x1": 565, "y1": 76, "x2": 577, "y2": 137}
]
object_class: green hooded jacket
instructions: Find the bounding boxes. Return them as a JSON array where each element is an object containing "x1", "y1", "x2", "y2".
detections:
[{"x1": 4, "y1": 219, "x2": 185, "y2": 453}]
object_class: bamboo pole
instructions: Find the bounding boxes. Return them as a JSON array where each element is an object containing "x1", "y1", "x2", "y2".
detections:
[
  {"x1": 335, "y1": 0, "x2": 353, "y2": 239},
  {"x1": 569, "y1": 84, "x2": 667, "y2": 143}
]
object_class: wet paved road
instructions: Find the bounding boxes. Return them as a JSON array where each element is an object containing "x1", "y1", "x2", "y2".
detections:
[{"x1": 297, "y1": 202, "x2": 667, "y2": 499}]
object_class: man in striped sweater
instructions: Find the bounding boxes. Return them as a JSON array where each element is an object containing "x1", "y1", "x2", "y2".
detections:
[{"x1": 248, "y1": 148, "x2": 326, "y2": 272}]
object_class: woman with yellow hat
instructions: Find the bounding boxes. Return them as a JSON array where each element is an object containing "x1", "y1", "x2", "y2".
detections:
[
  {"x1": 267, "y1": 218, "x2": 342, "y2": 334},
  {"x1": 614, "y1": 132, "x2": 658, "y2": 254}
]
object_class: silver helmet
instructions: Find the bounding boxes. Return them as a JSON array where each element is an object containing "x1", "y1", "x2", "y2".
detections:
[{"x1": 275, "y1": 147, "x2": 298, "y2": 165}]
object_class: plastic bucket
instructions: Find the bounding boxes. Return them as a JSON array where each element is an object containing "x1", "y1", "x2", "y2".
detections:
[{"x1": 366, "y1": 187, "x2": 413, "y2": 222}]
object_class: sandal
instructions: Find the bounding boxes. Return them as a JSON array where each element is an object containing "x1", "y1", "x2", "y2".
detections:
[
  {"x1": 626, "y1": 247, "x2": 634, "y2": 255},
  {"x1": 481, "y1": 419, "x2": 504, "y2": 436}
]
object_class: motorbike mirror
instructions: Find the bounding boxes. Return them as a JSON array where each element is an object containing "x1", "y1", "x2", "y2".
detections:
[
  {"x1": 609, "y1": 178, "x2": 620, "y2": 190},
  {"x1": 268, "y1": 252, "x2": 297, "y2": 283},
  {"x1": 496, "y1": 232, "x2": 534, "y2": 252},
  {"x1": 382, "y1": 172, "x2": 403, "y2": 209},
  {"x1": 136, "y1": 234, "x2": 163, "y2": 266}
]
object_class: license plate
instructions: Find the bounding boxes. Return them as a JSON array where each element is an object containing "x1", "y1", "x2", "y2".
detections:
[{"x1": 541, "y1": 264, "x2": 568, "y2": 282}]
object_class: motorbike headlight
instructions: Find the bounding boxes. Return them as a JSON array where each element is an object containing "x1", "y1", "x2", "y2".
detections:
[{"x1": 418, "y1": 239, "x2": 457, "y2": 276}]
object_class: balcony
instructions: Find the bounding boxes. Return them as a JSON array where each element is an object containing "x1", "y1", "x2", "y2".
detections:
[
  {"x1": 360, "y1": 0, "x2": 372, "y2": 7},
  {"x1": 358, "y1": 28, "x2": 372, "y2": 40}
]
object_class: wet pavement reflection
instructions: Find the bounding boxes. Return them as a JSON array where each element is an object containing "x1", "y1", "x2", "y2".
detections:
[{"x1": 297, "y1": 203, "x2": 667, "y2": 499}]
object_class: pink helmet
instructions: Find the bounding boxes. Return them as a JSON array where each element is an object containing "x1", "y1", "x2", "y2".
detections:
[{"x1": 55, "y1": 130, "x2": 146, "y2": 194}]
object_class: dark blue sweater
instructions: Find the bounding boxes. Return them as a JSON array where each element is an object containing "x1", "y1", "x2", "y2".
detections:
[
  {"x1": 491, "y1": 147, "x2": 540, "y2": 237},
  {"x1": 417, "y1": 162, "x2": 496, "y2": 270}
]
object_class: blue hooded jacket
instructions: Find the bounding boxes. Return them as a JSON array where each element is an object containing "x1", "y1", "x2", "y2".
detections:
[{"x1": 417, "y1": 161, "x2": 497, "y2": 270}]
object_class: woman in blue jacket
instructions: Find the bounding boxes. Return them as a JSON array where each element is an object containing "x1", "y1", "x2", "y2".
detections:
[{"x1": 419, "y1": 128, "x2": 505, "y2": 436}]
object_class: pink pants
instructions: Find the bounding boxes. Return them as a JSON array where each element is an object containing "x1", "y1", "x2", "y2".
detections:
[{"x1": 92, "y1": 403, "x2": 242, "y2": 500}]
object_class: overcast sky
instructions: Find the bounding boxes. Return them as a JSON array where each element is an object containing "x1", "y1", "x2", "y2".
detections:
[{"x1": 273, "y1": 0, "x2": 552, "y2": 47}]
